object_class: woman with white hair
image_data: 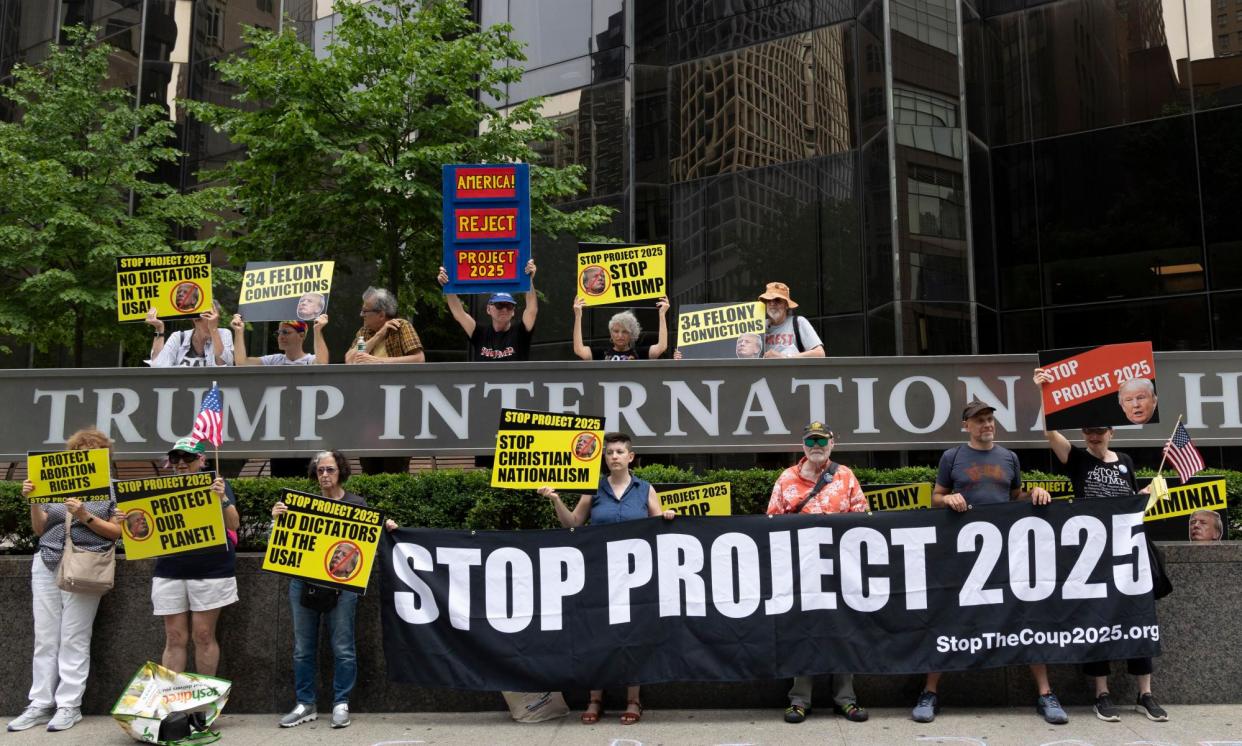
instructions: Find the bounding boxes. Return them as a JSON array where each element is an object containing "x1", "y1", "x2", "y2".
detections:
[{"x1": 571, "y1": 296, "x2": 669, "y2": 361}]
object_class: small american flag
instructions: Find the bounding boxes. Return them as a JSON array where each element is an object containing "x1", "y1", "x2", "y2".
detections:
[
  {"x1": 1164, "y1": 421, "x2": 1204, "y2": 484},
  {"x1": 190, "y1": 383, "x2": 223, "y2": 448}
]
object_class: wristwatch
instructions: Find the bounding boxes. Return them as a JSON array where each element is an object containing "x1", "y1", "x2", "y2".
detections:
[
  {"x1": 84, "y1": 515, "x2": 95, "y2": 524},
  {"x1": 154, "y1": 331, "x2": 165, "y2": 338}
]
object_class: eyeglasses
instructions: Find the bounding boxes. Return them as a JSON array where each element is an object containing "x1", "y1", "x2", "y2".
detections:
[
  {"x1": 1082, "y1": 427, "x2": 1110, "y2": 435},
  {"x1": 276, "y1": 329, "x2": 299, "y2": 336},
  {"x1": 316, "y1": 466, "x2": 338, "y2": 475},
  {"x1": 360, "y1": 307, "x2": 381, "y2": 315},
  {"x1": 803, "y1": 436, "x2": 831, "y2": 448}
]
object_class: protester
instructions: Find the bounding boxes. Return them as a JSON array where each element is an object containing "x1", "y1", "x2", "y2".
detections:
[
  {"x1": 437, "y1": 259, "x2": 537, "y2": 361},
  {"x1": 912, "y1": 397, "x2": 1065, "y2": 724},
  {"x1": 9, "y1": 428, "x2": 123, "y2": 733},
  {"x1": 344, "y1": 287, "x2": 425, "y2": 364},
  {"x1": 272, "y1": 450, "x2": 397, "y2": 729},
  {"x1": 148, "y1": 301, "x2": 234, "y2": 367},
  {"x1": 1032, "y1": 368, "x2": 1169, "y2": 722},
  {"x1": 759, "y1": 282, "x2": 824, "y2": 358},
  {"x1": 1118, "y1": 378, "x2": 1157, "y2": 425},
  {"x1": 1189, "y1": 510, "x2": 1223, "y2": 542},
  {"x1": 231, "y1": 315, "x2": 329, "y2": 365},
  {"x1": 538, "y1": 432, "x2": 674, "y2": 725},
  {"x1": 153, "y1": 438, "x2": 239, "y2": 679},
  {"x1": 766, "y1": 421, "x2": 869, "y2": 724},
  {"x1": 571, "y1": 296, "x2": 670, "y2": 361}
]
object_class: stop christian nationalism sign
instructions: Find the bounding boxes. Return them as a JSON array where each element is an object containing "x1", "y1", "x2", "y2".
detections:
[{"x1": 380, "y1": 496, "x2": 1160, "y2": 691}]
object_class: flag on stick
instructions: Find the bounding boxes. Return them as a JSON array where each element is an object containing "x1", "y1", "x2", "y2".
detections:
[
  {"x1": 190, "y1": 382, "x2": 223, "y2": 448},
  {"x1": 1163, "y1": 421, "x2": 1204, "y2": 484}
]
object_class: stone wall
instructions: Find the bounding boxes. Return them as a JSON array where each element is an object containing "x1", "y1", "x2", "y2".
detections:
[{"x1": 1, "y1": 542, "x2": 1238, "y2": 715}]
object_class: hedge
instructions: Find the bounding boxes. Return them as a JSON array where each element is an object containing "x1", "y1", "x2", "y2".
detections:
[{"x1": 2, "y1": 466, "x2": 1239, "y2": 553}]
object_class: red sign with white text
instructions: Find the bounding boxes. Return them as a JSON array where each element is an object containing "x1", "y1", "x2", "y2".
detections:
[{"x1": 1038, "y1": 342, "x2": 1158, "y2": 429}]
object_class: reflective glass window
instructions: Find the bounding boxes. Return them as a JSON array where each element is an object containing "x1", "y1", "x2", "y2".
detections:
[
  {"x1": 1046, "y1": 296, "x2": 1210, "y2": 351},
  {"x1": 509, "y1": 0, "x2": 590, "y2": 70},
  {"x1": 1197, "y1": 105, "x2": 1242, "y2": 290}
]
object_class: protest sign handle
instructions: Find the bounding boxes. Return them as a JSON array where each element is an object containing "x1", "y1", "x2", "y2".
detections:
[{"x1": 1154, "y1": 413, "x2": 1184, "y2": 476}]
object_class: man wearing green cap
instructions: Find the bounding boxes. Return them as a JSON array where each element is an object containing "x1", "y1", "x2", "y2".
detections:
[{"x1": 150, "y1": 437, "x2": 240, "y2": 678}]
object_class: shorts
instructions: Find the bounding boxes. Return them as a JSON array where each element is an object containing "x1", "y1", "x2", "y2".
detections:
[{"x1": 151, "y1": 576, "x2": 238, "y2": 615}]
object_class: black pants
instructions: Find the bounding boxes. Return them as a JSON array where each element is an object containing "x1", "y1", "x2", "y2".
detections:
[{"x1": 1082, "y1": 657, "x2": 1153, "y2": 677}]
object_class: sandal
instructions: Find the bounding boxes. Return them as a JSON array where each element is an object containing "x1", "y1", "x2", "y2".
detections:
[
  {"x1": 580, "y1": 699, "x2": 603, "y2": 725},
  {"x1": 620, "y1": 699, "x2": 643, "y2": 725}
]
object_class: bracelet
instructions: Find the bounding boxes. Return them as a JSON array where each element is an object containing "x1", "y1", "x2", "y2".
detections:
[{"x1": 154, "y1": 332, "x2": 165, "y2": 338}]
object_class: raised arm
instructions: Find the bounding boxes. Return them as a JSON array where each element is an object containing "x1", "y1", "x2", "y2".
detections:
[
  {"x1": 312, "y1": 314, "x2": 330, "y2": 364},
  {"x1": 571, "y1": 296, "x2": 591, "y2": 360},
  {"x1": 1032, "y1": 367, "x2": 1071, "y2": 463},
  {"x1": 648, "y1": 296, "x2": 670, "y2": 359},
  {"x1": 437, "y1": 266, "x2": 476, "y2": 337},
  {"x1": 521, "y1": 259, "x2": 538, "y2": 332},
  {"x1": 229, "y1": 314, "x2": 260, "y2": 366}
]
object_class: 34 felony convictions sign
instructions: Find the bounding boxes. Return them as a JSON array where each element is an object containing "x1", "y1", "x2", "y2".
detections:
[
  {"x1": 676, "y1": 302, "x2": 766, "y2": 359},
  {"x1": 238, "y1": 261, "x2": 334, "y2": 322},
  {"x1": 441, "y1": 164, "x2": 531, "y2": 295},
  {"x1": 491, "y1": 408, "x2": 605, "y2": 489}
]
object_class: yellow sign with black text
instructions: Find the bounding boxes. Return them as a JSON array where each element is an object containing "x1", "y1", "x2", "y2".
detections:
[
  {"x1": 115, "y1": 253, "x2": 212, "y2": 322},
  {"x1": 677, "y1": 301, "x2": 765, "y2": 347},
  {"x1": 26, "y1": 448, "x2": 111, "y2": 503},
  {"x1": 1142, "y1": 477, "x2": 1227, "y2": 522},
  {"x1": 863, "y1": 482, "x2": 933, "y2": 512},
  {"x1": 657, "y1": 482, "x2": 732, "y2": 516},
  {"x1": 577, "y1": 244, "x2": 667, "y2": 306},
  {"x1": 114, "y1": 473, "x2": 226, "y2": 560},
  {"x1": 239, "y1": 261, "x2": 334, "y2": 304},
  {"x1": 262, "y1": 489, "x2": 383, "y2": 593},
  {"x1": 491, "y1": 408, "x2": 604, "y2": 489}
]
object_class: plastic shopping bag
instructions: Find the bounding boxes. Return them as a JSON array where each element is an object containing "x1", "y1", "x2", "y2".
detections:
[{"x1": 111, "y1": 661, "x2": 231, "y2": 745}]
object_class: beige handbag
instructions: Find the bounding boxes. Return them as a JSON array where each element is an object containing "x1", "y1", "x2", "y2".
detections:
[{"x1": 55, "y1": 512, "x2": 115, "y2": 594}]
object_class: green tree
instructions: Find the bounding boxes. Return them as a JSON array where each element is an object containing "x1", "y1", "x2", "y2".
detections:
[
  {"x1": 0, "y1": 26, "x2": 223, "y2": 366},
  {"x1": 186, "y1": 0, "x2": 613, "y2": 317}
]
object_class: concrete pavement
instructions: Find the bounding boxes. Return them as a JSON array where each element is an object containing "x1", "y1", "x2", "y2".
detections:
[{"x1": 4, "y1": 707, "x2": 1239, "y2": 745}]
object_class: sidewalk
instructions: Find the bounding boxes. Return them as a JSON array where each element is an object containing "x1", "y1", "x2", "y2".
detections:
[{"x1": 4, "y1": 707, "x2": 1238, "y2": 745}]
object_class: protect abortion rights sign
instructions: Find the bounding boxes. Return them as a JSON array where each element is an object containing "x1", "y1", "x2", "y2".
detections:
[
  {"x1": 262, "y1": 488, "x2": 385, "y2": 593},
  {"x1": 115, "y1": 473, "x2": 226, "y2": 560},
  {"x1": 490, "y1": 408, "x2": 605, "y2": 490},
  {"x1": 115, "y1": 252, "x2": 212, "y2": 321},
  {"x1": 25, "y1": 448, "x2": 111, "y2": 503},
  {"x1": 1038, "y1": 342, "x2": 1159, "y2": 429},
  {"x1": 676, "y1": 302, "x2": 766, "y2": 359},
  {"x1": 576, "y1": 243, "x2": 667, "y2": 306},
  {"x1": 237, "y1": 260, "x2": 334, "y2": 322},
  {"x1": 380, "y1": 496, "x2": 1160, "y2": 690}
]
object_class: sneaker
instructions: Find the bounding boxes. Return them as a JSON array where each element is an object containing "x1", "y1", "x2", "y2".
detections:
[
  {"x1": 1093, "y1": 693, "x2": 1121, "y2": 722},
  {"x1": 331, "y1": 703, "x2": 350, "y2": 729},
  {"x1": 7, "y1": 706, "x2": 54, "y2": 732},
  {"x1": 835, "y1": 702, "x2": 869, "y2": 722},
  {"x1": 911, "y1": 690, "x2": 939, "y2": 723},
  {"x1": 46, "y1": 707, "x2": 82, "y2": 732},
  {"x1": 783, "y1": 704, "x2": 809, "y2": 723},
  {"x1": 279, "y1": 703, "x2": 317, "y2": 728},
  {"x1": 1037, "y1": 692, "x2": 1069, "y2": 724},
  {"x1": 1135, "y1": 693, "x2": 1168, "y2": 722}
]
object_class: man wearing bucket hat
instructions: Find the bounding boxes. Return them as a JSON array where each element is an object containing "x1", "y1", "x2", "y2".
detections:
[
  {"x1": 230, "y1": 315, "x2": 329, "y2": 365},
  {"x1": 438, "y1": 259, "x2": 538, "y2": 361},
  {"x1": 911, "y1": 397, "x2": 1064, "y2": 725},
  {"x1": 766, "y1": 421, "x2": 869, "y2": 725},
  {"x1": 758, "y1": 282, "x2": 825, "y2": 358}
]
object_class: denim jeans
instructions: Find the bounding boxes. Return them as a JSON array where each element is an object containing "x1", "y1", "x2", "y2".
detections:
[{"x1": 289, "y1": 579, "x2": 359, "y2": 706}]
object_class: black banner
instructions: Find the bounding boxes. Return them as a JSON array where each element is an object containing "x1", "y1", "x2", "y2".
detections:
[{"x1": 380, "y1": 496, "x2": 1161, "y2": 691}]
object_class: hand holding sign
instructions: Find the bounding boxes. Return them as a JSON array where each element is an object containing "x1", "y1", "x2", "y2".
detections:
[{"x1": 1037, "y1": 343, "x2": 1158, "y2": 429}]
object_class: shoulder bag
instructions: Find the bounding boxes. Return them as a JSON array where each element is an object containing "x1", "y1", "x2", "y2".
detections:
[{"x1": 55, "y1": 512, "x2": 115, "y2": 594}]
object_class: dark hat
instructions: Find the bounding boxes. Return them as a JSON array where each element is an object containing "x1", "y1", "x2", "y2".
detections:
[
  {"x1": 961, "y1": 397, "x2": 996, "y2": 420},
  {"x1": 803, "y1": 421, "x2": 833, "y2": 439}
]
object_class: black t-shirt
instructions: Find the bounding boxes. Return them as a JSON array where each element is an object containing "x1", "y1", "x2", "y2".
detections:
[
  {"x1": 154, "y1": 479, "x2": 237, "y2": 579},
  {"x1": 470, "y1": 322, "x2": 533, "y2": 361},
  {"x1": 592, "y1": 345, "x2": 652, "y2": 361},
  {"x1": 1065, "y1": 446, "x2": 1137, "y2": 500}
]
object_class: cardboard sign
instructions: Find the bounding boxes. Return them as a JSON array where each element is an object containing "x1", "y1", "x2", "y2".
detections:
[
  {"x1": 676, "y1": 302, "x2": 766, "y2": 359},
  {"x1": 1025, "y1": 478, "x2": 1075, "y2": 502},
  {"x1": 1137, "y1": 475, "x2": 1228, "y2": 541},
  {"x1": 262, "y1": 488, "x2": 384, "y2": 593},
  {"x1": 25, "y1": 448, "x2": 111, "y2": 503},
  {"x1": 1037, "y1": 343, "x2": 1158, "y2": 429},
  {"x1": 656, "y1": 482, "x2": 732, "y2": 516},
  {"x1": 441, "y1": 163, "x2": 531, "y2": 295},
  {"x1": 491, "y1": 408, "x2": 604, "y2": 489},
  {"x1": 237, "y1": 261, "x2": 334, "y2": 322},
  {"x1": 576, "y1": 243, "x2": 667, "y2": 306},
  {"x1": 114, "y1": 472, "x2": 226, "y2": 560},
  {"x1": 863, "y1": 482, "x2": 933, "y2": 512},
  {"x1": 115, "y1": 253, "x2": 212, "y2": 322}
]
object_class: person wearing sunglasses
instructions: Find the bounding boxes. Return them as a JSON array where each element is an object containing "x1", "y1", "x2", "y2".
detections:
[
  {"x1": 437, "y1": 259, "x2": 538, "y2": 361},
  {"x1": 271, "y1": 450, "x2": 397, "y2": 729},
  {"x1": 230, "y1": 316, "x2": 329, "y2": 366},
  {"x1": 1031, "y1": 368, "x2": 1169, "y2": 723},
  {"x1": 766, "y1": 422, "x2": 869, "y2": 725},
  {"x1": 345, "y1": 286, "x2": 426, "y2": 364}
]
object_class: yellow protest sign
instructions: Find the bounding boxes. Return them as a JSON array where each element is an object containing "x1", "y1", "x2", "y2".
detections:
[
  {"x1": 577, "y1": 244, "x2": 667, "y2": 306},
  {"x1": 863, "y1": 483, "x2": 933, "y2": 512},
  {"x1": 116, "y1": 253, "x2": 212, "y2": 321},
  {"x1": 114, "y1": 473, "x2": 226, "y2": 560},
  {"x1": 1142, "y1": 477, "x2": 1226, "y2": 522},
  {"x1": 677, "y1": 302, "x2": 766, "y2": 348},
  {"x1": 657, "y1": 482, "x2": 732, "y2": 516},
  {"x1": 1023, "y1": 478, "x2": 1074, "y2": 502},
  {"x1": 262, "y1": 489, "x2": 384, "y2": 593},
  {"x1": 491, "y1": 408, "x2": 604, "y2": 489},
  {"x1": 238, "y1": 261, "x2": 335, "y2": 322},
  {"x1": 26, "y1": 448, "x2": 111, "y2": 503}
]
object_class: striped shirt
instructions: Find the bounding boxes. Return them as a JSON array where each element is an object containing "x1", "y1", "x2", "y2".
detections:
[{"x1": 37, "y1": 498, "x2": 118, "y2": 571}]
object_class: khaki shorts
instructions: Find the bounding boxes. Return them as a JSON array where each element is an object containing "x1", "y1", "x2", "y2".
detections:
[{"x1": 151, "y1": 576, "x2": 238, "y2": 615}]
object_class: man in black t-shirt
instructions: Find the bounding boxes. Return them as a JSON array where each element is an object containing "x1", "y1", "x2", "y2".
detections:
[{"x1": 438, "y1": 259, "x2": 537, "y2": 361}]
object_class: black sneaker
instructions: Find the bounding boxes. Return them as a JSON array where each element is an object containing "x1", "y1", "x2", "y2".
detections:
[
  {"x1": 784, "y1": 704, "x2": 809, "y2": 723},
  {"x1": 834, "y1": 702, "x2": 869, "y2": 722},
  {"x1": 1093, "y1": 693, "x2": 1120, "y2": 722},
  {"x1": 1135, "y1": 693, "x2": 1168, "y2": 722}
]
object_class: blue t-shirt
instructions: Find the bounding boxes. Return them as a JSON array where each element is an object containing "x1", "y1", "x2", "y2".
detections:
[
  {"x1": 589, "y1": 475, "x2": 652, "y2": 525},
  {"x1": 936, "y1": 444, "x2": 1021, "y2": 506}
]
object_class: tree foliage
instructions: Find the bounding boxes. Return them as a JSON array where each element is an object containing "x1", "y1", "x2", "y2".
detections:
[
  {"x1": 186, "y1": 0, "x2": 614, "y2": 316},
  {"x1": 0, "y1": 25, "x2": 222, "y2": 366}
]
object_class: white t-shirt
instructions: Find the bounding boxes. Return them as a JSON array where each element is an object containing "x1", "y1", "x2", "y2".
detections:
[
  {"x1": 150, "y1": 330, "x2": 235, "y2": 367},
  {"x1": 259, "y1": 353, "x2": 315, "y2": 366},
  {"x1": 764, "y1": 316, "x2": 822, "y2": 357}
]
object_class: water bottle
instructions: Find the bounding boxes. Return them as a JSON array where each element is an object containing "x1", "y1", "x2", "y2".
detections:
[{"x1": 355, "y1": 336, "x2": 366, "y2": 353}]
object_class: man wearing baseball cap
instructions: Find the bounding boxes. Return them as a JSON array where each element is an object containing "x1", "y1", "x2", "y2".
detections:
[
  {"x1": 230, "y1": 316, "x2": 330, "y2": 366},
  {"x1": 911, "y1": 397, "x2": 1062, "y2": 725},
  {"x1": 758, "y1": 282, "x2": 825, "y2": 358},
  {"x1": 437, "y1": 259, "x2": 538, "y2": 361},
  {"x1": 766, "y1": 421, "x2": 869, "y2": 725}
]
